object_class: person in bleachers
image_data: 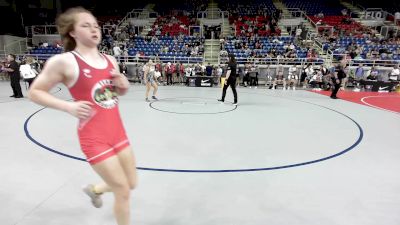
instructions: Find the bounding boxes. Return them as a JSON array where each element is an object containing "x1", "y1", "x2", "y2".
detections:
[
  {"x1": 341, "y1": 9, "x2": 348, "y2": 16},
  {"x1": 307, "y1": 49, "x2": 319, "y2": 61},
  {"x1": 112, "y1": 44, "x2": 122, "y2": 57}
]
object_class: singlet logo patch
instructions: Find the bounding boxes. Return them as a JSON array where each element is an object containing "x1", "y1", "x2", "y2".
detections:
[
  {"x1": 91, "y1": 79, "x2": 118, "y2": 109},
  {"x1": 83, "y1": 69, "x2": 92, "y2": 78}
]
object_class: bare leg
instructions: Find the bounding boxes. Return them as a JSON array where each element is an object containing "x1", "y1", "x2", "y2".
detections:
[
  {"x1": 92, "y1": 155, "x2": 133, "y2": 225},
  {"x1": 145, "y1": 83, "x2": 151, "y2": 99},
  {"x1": 152, "y1": 82, "x2": 158, "y2": 96}
]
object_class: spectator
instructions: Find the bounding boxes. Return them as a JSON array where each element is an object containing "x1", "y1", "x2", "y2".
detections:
[
  {"x1": 389, "y1": 64, "x2": 400, "y2": 81},
  {"x1": 1, "y1": 54, "x2": 23, "y2": 98},
  {"x1": 113, "y1": 44, "x2": 122, "y2": 57},
  {"x1": 206, "y1": 63, "x2": 213, "y2": 76},
  {"x1": 19, "y1": 56, "x2": 40, "y2": 88}
]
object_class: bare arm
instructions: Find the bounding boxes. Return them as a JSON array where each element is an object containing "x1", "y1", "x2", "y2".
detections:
[
  {"x1": 2, "y1": 62, "x2": 17, "y2": 72},
  {"x1": 2, "y1": 67, "x2": 14, "y2": 72},
  {"x1": 28, "y1": 54, "x2": 93, "y2": 119},
  {"x1": 225, "y1": 69, "x2": 231, "y2": 80},
  {"x1": 28, "y1": 55, "x2": 72, "y2": 112}
]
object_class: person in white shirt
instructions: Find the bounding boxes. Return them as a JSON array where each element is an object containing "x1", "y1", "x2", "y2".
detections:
[
  {"x1": 20, "y1": 56, "x2": 40, "y2": 88},
  {"x1": 216, "y1": 66, "x2": 223, "y2": 85},
  {"x1": 301, "y1": 64, "x2": 314, "y2": 88},
  {"x1": 113, "y1": 44, "x2": 122, "y2": 57},
  {"x1": 389, "y1": 65, "x2": 400, "y2": 81},
  {"x1": 185, "y1": 65, "x2": 192, "y2": 77},
  {"x1": 201, "y1": 63, "x2": 206, "y2": 76},
  {"x1": 309, "y1": 70, "x2": 324, "y2": 90},
  {"x1": 287, "y1": 65, "x2": 298, "y2": 90}
]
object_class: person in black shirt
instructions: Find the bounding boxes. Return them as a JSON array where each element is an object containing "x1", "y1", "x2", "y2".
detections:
[
  {"x1": 119, "y1": 62, "x2": 128, "y2": 76},
  {"x1": 331, "y1": 65, "x2": 346, "y2": 99},
  {"x1": 205, "y1": 63, "x2": 213, "y2": 76},
  {"x1": 1, "y1": 54, "x2": 23, "y2": 98},
  {"x1": 218, "y1": 54, "x2": 238, "y2": 105}
]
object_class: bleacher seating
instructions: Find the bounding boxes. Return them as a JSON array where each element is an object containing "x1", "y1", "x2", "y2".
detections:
[
  {"x1": 325, "y1": 37, "x2": 400, "y2": 62},
  {"x1": 284, "y1": 0, "x2": 343, "y2": 16},
  {"x1": 149, "y1": 16, "x2": 192, "y2": 36},
  {"x1": 30, "y1": 47, "x2": 63, "y2": 55},
  {"x1": 232, "y1": 16, "x2": 281, "y2": 36},
  {"x1": 309, "y1": 16, "x2": 365, "y2": 35},
  {"x1": 224, "y1": 36, "x2": 310, "y2": 58},
  {"x1": 220, "y1": 0, "x2": 277, "y2": 16},
  {"x1": 128, "y1": 36, "x2": 204, "y2": 63}
]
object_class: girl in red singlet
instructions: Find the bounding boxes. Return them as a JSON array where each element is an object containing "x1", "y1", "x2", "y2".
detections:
[{"x1": 28, "y1": 7, "x2": 137, "y2": 225}]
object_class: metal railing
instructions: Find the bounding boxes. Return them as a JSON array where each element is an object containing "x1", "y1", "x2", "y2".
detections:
[
  {"x1": 29, "y1": 25, "x2": 58, "y2": 35},
  {"x1": 197, "y1": 8, "x2": 229, "y2": 20},
  {"x1": 219, "y1": 56, "x2": 325, "y2": 66},
  {"x1": 330, "y1": 53, "x2": 400, "y2": 67},
  {"x1": 3, "y1": 39, "x2": 28, "y2": 55},
  {"x1": 115, "y1": 55, "x2": 204, "y2": 64},
  {"x1": 116, "y1": 9, "x2": 158, "y2": 29},
  {"x1": 1, "y1": 53, "x2": 204, "y2": 65}
]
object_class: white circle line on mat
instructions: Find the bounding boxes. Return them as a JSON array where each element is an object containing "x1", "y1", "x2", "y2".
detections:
[{"x1": 360, "y1": 96, "x2": 400, "y2": 115}]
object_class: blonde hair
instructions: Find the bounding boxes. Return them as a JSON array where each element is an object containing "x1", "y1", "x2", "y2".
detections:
[
  {"x1": 25, "y1": 56, "x2": 34, "y2": 64},
  {"x1": 56, "y1": 7, "x2": 92, "y2": 52}
]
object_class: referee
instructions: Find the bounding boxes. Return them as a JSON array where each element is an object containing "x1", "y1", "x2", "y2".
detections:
[
  {"x1": 218, "y1": 54, "x2": 238, "y2": 105},
  {"x1": 331, "y1": 64, "x2": 346, "y2": 99}
]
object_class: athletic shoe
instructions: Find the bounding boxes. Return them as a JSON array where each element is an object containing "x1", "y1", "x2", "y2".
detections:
[
  {"x1": 217, "y1": 99, "x2": 224, "y2": 103},
  {"x1": 83, "y1": 184, "x2": 103, "y2": 208},
  {"x1": 145, "y1": 98, "x2": 150, "y2": 102},
  {"x1": 152, "y1": 96, "x2": 158, "y2": 100}
]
